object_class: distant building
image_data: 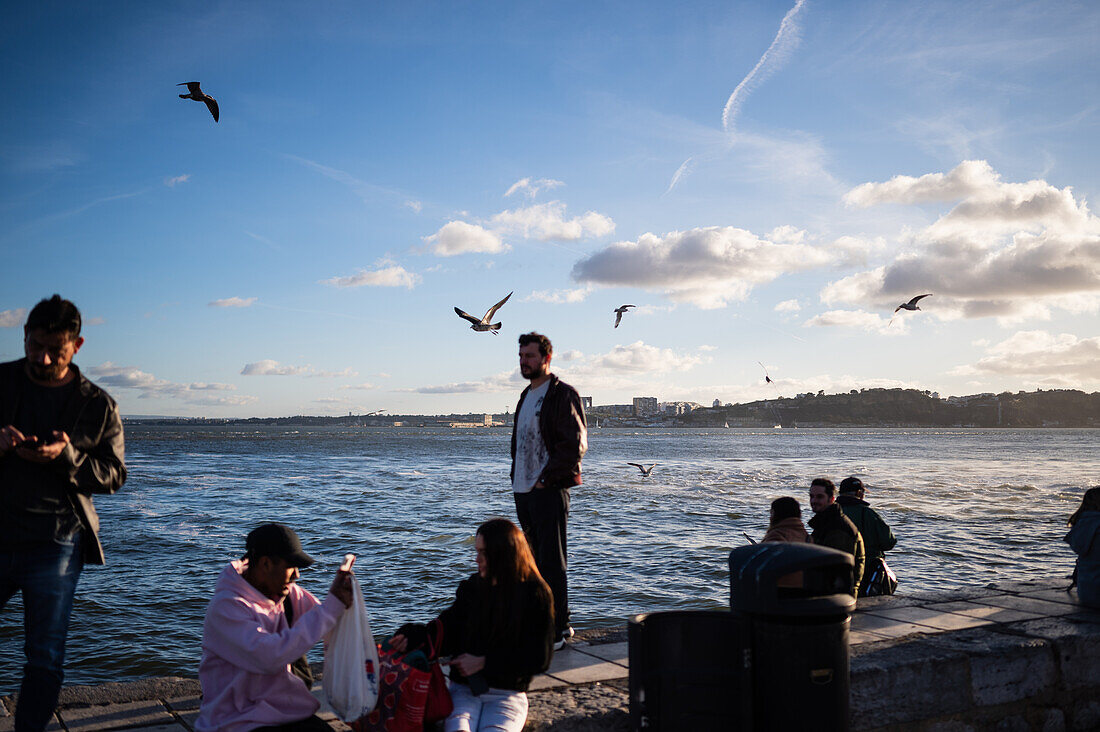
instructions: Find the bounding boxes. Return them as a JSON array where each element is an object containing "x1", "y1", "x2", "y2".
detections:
[
  {"x1": 581, "y1": 396, "x2": 593, "y2": 409},
  {"x1": 713, "y1": 398, "x2": 721, "y2": 408},
  {"x1": 633, "y1": 397, "x2": 659, "y2": 416}
]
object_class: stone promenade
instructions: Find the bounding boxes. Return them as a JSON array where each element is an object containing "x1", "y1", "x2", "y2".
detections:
[{"x1": 2, "y1": 576, "x2": 1097, "y2": 731}]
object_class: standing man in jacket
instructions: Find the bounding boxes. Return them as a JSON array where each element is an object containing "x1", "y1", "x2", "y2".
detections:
[
  {"x1": 511, "y1": 332, "x2": 587, "y2": 649},
  {"x1": 837, "y1": 476, "x2": 897, "y2": 596},
  {"x1": 808, "y1": 478, "x2": 865, "y2": 596},
  {"x1": 0, "y1": 295, "x2": 127, "y2": 732},
  {"x1": 196, "y1": 523, "x2": 353, "y2": 732}
]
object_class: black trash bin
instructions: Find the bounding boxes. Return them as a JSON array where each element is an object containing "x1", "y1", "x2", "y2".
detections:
[
  {"x1": 729, "y1": 542, "x2": 855, "y2": 732},
  {"x1": 628, "y1": 610, "x2": 748, "y2": 731}
]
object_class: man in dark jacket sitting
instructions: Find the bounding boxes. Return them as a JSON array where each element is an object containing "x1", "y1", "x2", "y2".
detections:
[
  {"x1": 808, "y1": 478, "x2": 864, "y2": 595},
  {"x1": 837, "y1": 476, "x2": 897, "y2": 596}
]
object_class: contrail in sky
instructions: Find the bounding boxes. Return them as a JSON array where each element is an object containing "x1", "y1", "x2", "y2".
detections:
[
  {"x1": 722, "y1": 0, "x2": 808, "y2": 132},
  {"x1": 667, "y1": 0, "x2": 808, "y2": 193}
]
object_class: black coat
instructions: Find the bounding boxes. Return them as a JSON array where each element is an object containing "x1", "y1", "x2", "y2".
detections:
[
  {"x1": 0, "y1": 359, "x2": 127, "y2": 564},
  {"x1": 431, "y1": 574, "x2": 554, "y2": 691},
  {"x1": 809, "y1": 502, "x2": 865, "y2": 594},
  {"x1": 510, "y1": 374, "x2": 587, "y2": 490}
]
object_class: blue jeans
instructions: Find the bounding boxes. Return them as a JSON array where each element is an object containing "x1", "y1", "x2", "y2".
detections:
[
  {"x1": 0, "y1": 533, "x2": 84, "y2": 732},
  {"x1": 445, "y1": 681, "x2": 528, "y2": 732}
]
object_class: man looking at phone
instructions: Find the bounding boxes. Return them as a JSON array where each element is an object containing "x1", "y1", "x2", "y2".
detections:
[{"x1": 0, "y1": 294, "x2": 127, "y2": 732}]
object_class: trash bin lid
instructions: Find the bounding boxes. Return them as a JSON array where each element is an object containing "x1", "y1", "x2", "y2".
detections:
[{"x1": 729, "y1": 543, "x2": 855, "y2": 616}]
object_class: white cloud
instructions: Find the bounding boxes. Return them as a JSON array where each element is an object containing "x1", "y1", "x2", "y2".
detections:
[
  {"x1": 954, "y1": 331, "x2": 1100, "y2": 384},
  {"x1": 802, "y1": 309, "x2": 909, "y2": 336},
  {"x1": 340, "y1": 382, "x2": 378, "y2": 390},
  {"x1": 722, "y1": 0, "x2": 808, "y2": 132},
  {"x1": 524, "y1": 287, "x2": 592, "y2": 304},
  {"x1": 698, "y1": 344, "x2": 718, "y2": 352},
  {"x1": 843, "y1": 159, "x2": 1000, "y2": 207},
  {"x1": 572, "y1": 226, "x2": 835, "y2": 309},
  {"x1": 396, "y1": 370, "x2": 525, "y2": 395},
  {"x1": 423, "y1": 221, "x2": 507, "y2": 256},
  {"x1": 824, "y1": 161, "x2": 1100, "y2": 321},
  {"x1": 405, "y1": 200, "x2": 423, "y2": 213},
  {"x1": 504, "y1": 177, "x2": 565, "y2": 199},
  {"x1": 309, "y1": 367, "x2": 358, "y2": 379},
  {"x1": 322, "y1": 264, "x2": 421, "y2": 289},
  {"x1": 240, "y1": 360, "x2": 312, "y2": 376},
  {"x1": 164, "y1": 174, "x2": 190, "y2": 187},
  {"x1": 208, "y1": 297, "x2": 256, "y2": 308},
  {"x1": 88, "y1": 363, "x2": 256, "y2": 406},
  {"x1": 0, "y1": 308, "x2": 27, "y2": 327},
  {"x1": 588, "y1": 341, "x2": 704, "y2": 373},
  {"x1": 490, "y1": 202, "x2": 615, "y2": 242},
  {"x1": 774, "y1": 299, "x2": 801, "y2": 313}
]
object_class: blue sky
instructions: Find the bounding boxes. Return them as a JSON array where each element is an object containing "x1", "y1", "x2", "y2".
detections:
[{"x1": 2, "y1": 1, "x2": 1098, "y2": 417}]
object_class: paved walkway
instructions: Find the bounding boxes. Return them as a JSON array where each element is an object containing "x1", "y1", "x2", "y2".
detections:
[{"x1": 0, "y1": 578, "x2": 1085, "y2": 731}]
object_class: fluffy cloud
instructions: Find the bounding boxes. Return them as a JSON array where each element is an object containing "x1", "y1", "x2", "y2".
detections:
[
  {"x1": 504, "y1": 177, "x2": 564, "y2": 199},
  {"x1": 88, "y1": 363, "x2": 255, "y2": 406},
  {"x1": 0, "y1": 308, "x2": 27, "y2": 327},
  {"x1": 954, "y1": 331, "x2": 1100, "y2": 384},
  {"x1": 309, "y1": 367, "x2": 359, "y2": 378},
  {"x1": 423, "y1": 221, "x2": 507, "y2": 256},
  {"x1": 208, "y1": 297, "x2": 256, "y2": 308},
  {"x1": 572, "y1": 226, "x2": 835, "y2": 309},
  {"x1": 321, "y1": 264, "x2": 420, "y2": 288},
  {"x1": 240, "y1": 360, "x2": 312, "y2": 376},
  {"x1": 824, "y1": 161, "x2": 1100, "y2": 321},
  {"x1": 402, "y1": 342, "x2": 708, "y2": 394},
  {"x1": 164, "y1": 174, "x2": 190, "y2": 187},
  {"x1": 340, "y1": 382, "x2": 378, "y2": 390},
  {"x1": 491, "y1": 202, "x2": 614, "y2": 242},
  {"x1": 802, "y1": 309, "x2": 908, "y2": 336},
  {"x1": 524, "y1": 287, "x2": 591, "y2": 304},
  {"x1": 405, "y1": 200, "x2": 423, "y2": 213},
  {"x1": 774, "y1": 299, "x2": 801, "y2": 313}
]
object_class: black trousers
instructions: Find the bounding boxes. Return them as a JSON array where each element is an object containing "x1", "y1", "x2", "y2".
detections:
[
  {"x1": 253, "y1": 714, "x2": 332, "y2": 731},
  {"x1": 514, "y1": 487, "x2": 570, "y2": 636}
]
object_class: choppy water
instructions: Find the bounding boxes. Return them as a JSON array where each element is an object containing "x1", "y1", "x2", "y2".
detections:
[{"x1": 1, "y1": 426, "x2": 1095, "y2": 689}]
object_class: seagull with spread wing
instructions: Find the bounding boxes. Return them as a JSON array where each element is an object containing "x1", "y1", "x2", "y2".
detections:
[
  {"x1": 177, "y1": 82, "x2": 219, "y2": 122},
  {"x1": 894, "y1": 294, "x2": 932, "y2": 314},
  {"x1": 627, "y1": 462, "x2": 657, "y2": 477},
  {"x1": 454, "y1": 291, "x2": 513, "y2": 335},
  {"x1": 613, "y1": 304, "x2": 635, "y2": 328}
]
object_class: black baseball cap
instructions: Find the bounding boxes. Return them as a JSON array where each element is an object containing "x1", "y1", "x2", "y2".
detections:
[
  {"x1": 839, "y1": 476, "x2": 864, "y2": 494},
  {"x1": 245, "y1": 523, "x2": 315, "y2": 568}
]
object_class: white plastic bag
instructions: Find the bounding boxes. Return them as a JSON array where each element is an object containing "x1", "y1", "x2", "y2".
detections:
[{"x1": 323, "y1": 555, "x2": 380, "y2": 722}]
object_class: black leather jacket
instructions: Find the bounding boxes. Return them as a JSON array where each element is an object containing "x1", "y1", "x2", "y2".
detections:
[
  {"x1": 0, "y1": 359, "x2": 127, "y2": 564},
  {"x1": 510, "y1": 374, "x2": 587, "y2": 490}
]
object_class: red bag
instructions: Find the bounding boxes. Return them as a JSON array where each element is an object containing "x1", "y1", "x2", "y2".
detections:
[
  {"x1": 351, "y1": 647, "x2": 431, "y2": 732},
  {"x1": 422, "y1": 623, "x2": 453, "y2": 724}
]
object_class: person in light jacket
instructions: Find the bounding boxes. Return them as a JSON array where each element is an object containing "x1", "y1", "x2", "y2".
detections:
[
  {"x1": 196, "y1": 524, "x2": 352, "y2": 732},
  {"x1": 1066, "y1": 487, "x2": 1100, "y2": 608}
]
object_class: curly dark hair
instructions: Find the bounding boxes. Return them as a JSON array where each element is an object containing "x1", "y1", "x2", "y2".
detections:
[{"x1": 518, "y1": 332, "x2": 552, "y2": 358}]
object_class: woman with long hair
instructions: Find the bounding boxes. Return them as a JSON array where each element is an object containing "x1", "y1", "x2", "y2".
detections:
[
  {"x1": 1066, "y1": 487, "x2": 1100, "y2": 607},
  {"x1": 391, "y1": 518, "x2": 554, "y2": 731}
]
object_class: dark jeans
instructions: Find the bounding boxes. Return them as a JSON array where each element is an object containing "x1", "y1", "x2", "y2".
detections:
[
  {"x1": 514, "y1": 488, "x2": 570, "y2": 636},
  {"x1": 0, "y1": 533, "x2": 85, "y2": 732},
  {"x1": 253, "y1": 714, "x2": 333, "y2": 731}
]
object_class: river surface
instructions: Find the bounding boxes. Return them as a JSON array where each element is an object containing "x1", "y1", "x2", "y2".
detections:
[{"x1": 1, "y1": 426, "x2": 1094, "y2": 689}]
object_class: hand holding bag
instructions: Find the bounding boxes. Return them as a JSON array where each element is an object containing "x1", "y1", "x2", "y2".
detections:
[{"x1": 323, "y1": 556, "x2": 381, "y2": 722}]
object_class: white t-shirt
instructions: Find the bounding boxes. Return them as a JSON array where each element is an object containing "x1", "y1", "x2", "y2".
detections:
[{"x1": 512, "y1": 380, "x2": 550, "y2": 494}]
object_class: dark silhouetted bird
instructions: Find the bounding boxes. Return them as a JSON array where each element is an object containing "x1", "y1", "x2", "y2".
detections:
[
  {"x1": 454, "y1": 291, "x2": 513, "y2": 334},
  {"x1": 177, "y1": 82, "x2": 219, "y2": 122},
  {"x1": 613, "y1": 304, "x2": 636, "y2": 328},
  {"x1": 894, "y1": 293, "x2": 932, "y2": 313},
  {"x1": 627, "y1": 462, "x2": 657, "y2": 477}
]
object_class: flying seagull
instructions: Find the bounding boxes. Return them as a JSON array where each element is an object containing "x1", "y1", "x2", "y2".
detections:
[
  {"x1": 177, "y1": 82, "x2": 219, "y2": 122},
  {"x1": 894, "y1": 294, "x2": 932, "y2": 314},
  {"x1": 454, "y1": 291, "x2": 513, "y2": 335},
  {"x1": 758, "y1": 361, "x2": 774, "y2": 384},
  {"x1": 627, "y1": 462, "x2": 657, "y2": 477},
  {"x1": 613, "y1": 304, "x2": 636, "y2": 328}
]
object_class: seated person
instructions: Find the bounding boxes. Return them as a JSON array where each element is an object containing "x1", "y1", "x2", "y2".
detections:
[
  {"x1": 762, "y1": 496, "x2": 810, "y2": 543},
  {"x1": 196, "y1": 523, "x2": 353, "y2": 732},
  {"x1": 1066, "y1": 487, "x2": 1100, "y2": 607},
  {"x1": 391, "y1": 518, "x2": 554, "y2": 732}
]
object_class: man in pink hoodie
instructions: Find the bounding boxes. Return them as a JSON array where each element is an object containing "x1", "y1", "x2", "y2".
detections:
[{"x1": 196, "y1": 523, "x2": 353, "y2": 732}]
